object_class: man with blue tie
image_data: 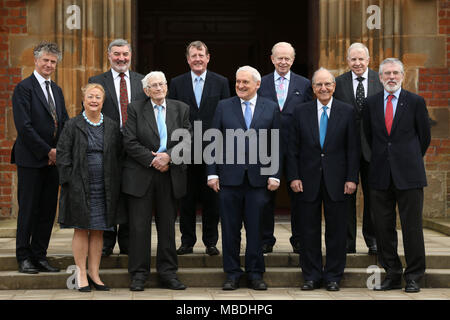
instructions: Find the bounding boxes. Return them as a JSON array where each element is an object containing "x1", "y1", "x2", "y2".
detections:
[
  {"x1": 286, "y1": 67, "x2": 359, "y2": 291},
  {"x1": 258, "y1": 42, "x2": 313, "y2": 254},
  {"x1": 207, "y1": 66, "x2": 281, "y2": 291}
]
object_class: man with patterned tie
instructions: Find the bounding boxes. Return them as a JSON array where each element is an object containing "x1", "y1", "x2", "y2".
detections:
[
  {"x1": 169, "y1": 41, "x2": 230, "y2": 256},
  {"x1": 362, "y1": 58, "x2": 430, "y2": 293},
  {"x1": 286, "y1": 68, "x2": 359, "y2": 291},
  {"x1": 207, "y1": 66, "x2": 280, "y2": 291},
  {"x1": 89, "y1": 39, "x2": 147, "y2": 257},
  {"x1": 334, "y1": 42, "x2": 384, "y2": 255},
  {"x1": 258, "y1": 42, "x2": 312, "y2": 254},
  {"x1": 11, "y1": 41, "x2": 69, "y2": 274}
]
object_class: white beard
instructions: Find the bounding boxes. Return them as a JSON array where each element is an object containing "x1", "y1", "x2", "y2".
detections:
[{"x1": 382, "y1": 79, "x2": 402, "y2": 93}]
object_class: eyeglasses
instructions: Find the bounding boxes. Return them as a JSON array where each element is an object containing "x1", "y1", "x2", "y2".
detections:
[
  {"x1": 313, "y1": 82, "x2": 334, "y2": 88},
  {"x1": 382, "y1": 71, "x2": 402, "y2": 76},
  {"x1": 148, "y1": 82, "x2": 167, "y2": 89}
]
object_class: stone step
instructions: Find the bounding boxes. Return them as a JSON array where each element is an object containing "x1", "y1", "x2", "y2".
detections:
[
  {"x1": 0, "y1": 267, "x2": 449, "y2": 290},
  {"x1": 1, "y1": 253, "x2": 450, "y2": 272}
]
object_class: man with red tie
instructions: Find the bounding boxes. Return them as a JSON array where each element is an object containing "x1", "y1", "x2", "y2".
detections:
[{"x1": 362, "y1": 58, "x2": 431, "y2": 293}]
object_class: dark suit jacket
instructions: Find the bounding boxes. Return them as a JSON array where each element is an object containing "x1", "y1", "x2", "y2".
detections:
[
  {"x1": 362, "y1": 89, "x2": 431, "y2": 190},
  {"x1": 286, "y1": 99, "x2": 360, "y2": 202},
  {"x1": 258, "y1": 71, "x2": 313, "y2": 151},
  {"x1": 88, "y1": 70, "x2": 147, "y2": 124},
  {"x1": 11, "y1": 73, "x2": 69, "y2": 167},
  {"x1": 334, "y1": 68, "x2": 383, "y2": 161},
  {"x1": 207, "y1": 95, "x2": 281, "y2": 188},
  {"x1": 121, "y1": 98, "x2": 192, "y2": 199},
  {"x1": 168, "y1": 71, "x2": 230, "y2": 143}
]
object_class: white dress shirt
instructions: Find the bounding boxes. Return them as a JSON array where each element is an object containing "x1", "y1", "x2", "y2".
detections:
[
  {"x1": 317, "y1": 97, "x2": 333, "y2": 129},
  {"x1": 352, "y1": 69, "x2": 369, "y2": 98},
  {"x1": 33, "y1": 70, "x2": 55, "y2": 104}
]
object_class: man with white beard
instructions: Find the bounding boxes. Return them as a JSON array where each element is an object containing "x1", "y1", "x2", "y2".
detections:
[{"x1": 362, "y1": 58, "x2": 431, "y2": 293}]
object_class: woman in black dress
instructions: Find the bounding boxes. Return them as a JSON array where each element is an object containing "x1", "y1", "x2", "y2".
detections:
[{"x1": 57, "y1": 83, "x2": 123, "y2": 292}]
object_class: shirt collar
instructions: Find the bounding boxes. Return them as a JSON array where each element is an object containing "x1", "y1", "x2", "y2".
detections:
[
  {"x1": 111, "y1": 68, "x2": 130, "y2": 79},
  {"x1": 274, "y1": 70, "x2": 291, "y2": 82},
  {"x1": 352, "y1": 69, "x2": 369, "y2": 81},
  {"x1": 151, "y1": 99, "x2": 167, "y2": 108},
  {"x1": 384, "y1": 88, "x2": 402, "y2": 100},
  {"x1": 191, "y1": 70, "x2": 207, "y2": 82},
  {"x1": 317, "y1": 97, "x2": 333, "y2": 111},
  {"x1": 33, "y1": 70, "x2": 50, "y2": 84},
  {"x1": 240, "y1": 94, "x2": 258, "y2": 106}
]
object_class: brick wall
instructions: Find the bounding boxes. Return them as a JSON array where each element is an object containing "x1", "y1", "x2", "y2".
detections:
[{"x1": 0, "y1": 0, "x2": 26, "y2": 217}]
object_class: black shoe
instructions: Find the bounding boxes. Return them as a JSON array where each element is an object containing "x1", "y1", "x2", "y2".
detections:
[
  {"x1": 176, "y1": 245, "x2": 193, "y2": 255},
  {"x1": 374, "y1": 278, "x2": 402, "y2": 291},
  {"x1": 87, "y1": 274, "x2": 110, "y2": 291},
  {"x1": 34, "y1": 259, "x2": 60, "y2": 272},
  {"x1": 223, "y1": 279, "x2": 239, "y2": 291},
  {"x1": 248, "y1": 279, "x2": 267, "y2": 291},
  {"x1": 130, "y1": 278, "x2": 146, "y2": 291},
  {"x1": 326, "y1": 281, "x2": 340, "y2": 291},
  {"x1": 102, "y1": 247, "x2": 114, "y2": 257},
  {"x1": 368, "y1": 245, "x2": 377, "y2": 255},
  {"x1": 18, "y1": 259, "x2": 39, "y2": 274},
  {"x1": 78, "y1": 285, "x2": 92, "y2": 292},
  {"x1": 405, "y1": 280, "x2": 421, "y2": 293},
  {"x1": 301, "y1": 280, "x2": 322, "y2": 291},
  {"x1": 262, "y1": 244, "x2": 273, "y2": 254},
  {"x1": 161, "y1": 278, "x2": 186, "y2": 290},
  {"x1": 205, "y1": 246, "x2": 220, "y2": 256},
  {"x1": 292, "y1": 243, "x2": 300, "y2": 254}
]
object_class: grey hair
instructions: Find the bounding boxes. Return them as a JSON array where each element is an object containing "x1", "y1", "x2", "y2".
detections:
[
  {"x1": 312, "y1": 67, "x2": 335, "y2": 84},
  {"x1": 271, "y1": 42, "x2": 296, "y2": 57},
  {"x1": 347, "y1": 42, "x2": 370, "y2": 60},
  {"x1": 33, "y1": 41, "x2": 62, "y2": 61},
  {"x1": 108, "y1": 39, "x2": 132, "y2": 53},
  {"x1": 379, "y1": 58, "x2": 405, "y2": 75},
  {"x1": 236, "y1": 66, "x2": 261, "y2": 82},
  {"x1": 141, "y1": 71, "x2": 167, "y2": 89}
]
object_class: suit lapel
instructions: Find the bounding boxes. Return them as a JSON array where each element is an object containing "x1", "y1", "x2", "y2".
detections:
[
  {"x1": 284, "y1": 73, "x2": 296, "y2": 107},
  {"x1": 390, "y1": 90, "x2": 407, "y2": 135},
  {"x1": 344, "y1": 72, "x2": 358, "y2": 107},
  {"x1": 231, "y1": 97, "x2": 247, "y2": 129},
  {"x1": 267, "y1": 73, "x2": 278, "y2": 103},
  {"x1": 374, "y1": 92, "x2": 388, "y2": 136},
  {"x1": 143, "y1": 100, "x2": 160, "y2": 137},
  {"x1": 182, "y1": 72, "x2": 197, "y2": 108},
  {"x1": 323, "y1": 100, "x2": 342, "y2": 149},
  {"x1": 129, "y1": 71, "x2": 141, "y2": 101},
  {"x1": 251, "y1": 97, "x2": 266, "y2": 128},
  {"x1": 31, "y1": 74, "x2": 53, "y2": 118},
  {"x1": 165, "y1": 100, "x2": 177, "y2": 137},
  {"x1": 367, "y1": 69, "x2": 380, "y2": 97},
  {"x1": 308, "y1": 101, "x2": 320, "y2": 147},
  {"x1": 104, "y1": 71, "x2": 119, "y2": 110},
  {"x1": 199, "y1": 73, "x2": 213, "y2": 110}
]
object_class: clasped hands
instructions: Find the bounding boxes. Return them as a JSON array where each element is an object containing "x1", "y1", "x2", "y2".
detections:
[
  {"x1": 48, "y1": 148, "x2": 56, "y2": 166},
  {"x1": 290, "y1": 179, "x2": 357, "y2": 194},
  {"x1": 151, "y1": 151, "x2": 170, "y2": 172},
  {"x1": 207, "y1": 178, "x2": 280, "y2": 193}
]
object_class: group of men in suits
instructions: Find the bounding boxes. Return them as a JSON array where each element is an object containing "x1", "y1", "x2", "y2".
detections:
[{"x1": 11, "y1": 39, "x2": 430, "y2": 293}]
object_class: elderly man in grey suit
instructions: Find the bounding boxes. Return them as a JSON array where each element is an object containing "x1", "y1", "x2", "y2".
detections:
[
  {"x1": 89, "y1": 39, "x2": 147, "y2": 257},
  {"x1": 334, "y1": 42, "x2": 383, "y2": 255}
]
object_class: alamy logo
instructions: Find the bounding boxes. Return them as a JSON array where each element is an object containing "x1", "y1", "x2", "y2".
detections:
[
  {"x1": 366, "y1": 265, "x2": 381, "y2": 289},
  {"x1": 66, "y1": 265, "x2": 80, "y2": 290}
]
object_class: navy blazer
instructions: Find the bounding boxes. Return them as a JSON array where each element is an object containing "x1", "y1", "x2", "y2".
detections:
[
  {"x1": 258, "y1": 71, "x2": 313, "y2": 150},
  {"x1": 286, "y1": 99, "x2": 360, "y2": 202},
  {"x1": 11, "y1": 73, "x2": 69, "y2": 167},
  {"x1": 363, "y1": 89, "x2": 431, "y2": 190},
  {"x1": 207, "y1": 95, "x2": 281, "y2": 188}
]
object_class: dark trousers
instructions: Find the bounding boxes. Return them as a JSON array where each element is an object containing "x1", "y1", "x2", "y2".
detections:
[
  {"x1": 179, "y1": 164, "x2": 219, "y2": 247},
  {"x1": 16, "y1": 165, "x2": 59, "y2": 262},
  {"x1": 103, "y1": 220, "x2": 129, "y2": 253},
  {"x1": 346, "y1": 157, "x2": 377, "y2": 251},
  {"x1": 370, "y1": 182, "x2": 425, "y2": 282},
  {"x1": 127, "y1": 171, "x2": 178, "y2": 281},
  {"x1": 219, "y1": 176, "x2": 269, "y2": 281},
  {"x1": 296, "y1": 178, "x2": 348, "y2": 283}
]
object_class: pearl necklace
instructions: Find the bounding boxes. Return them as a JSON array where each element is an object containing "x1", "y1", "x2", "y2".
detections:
[{"x1": 82, "y1": 111, "x2": 103, "y2": 127}]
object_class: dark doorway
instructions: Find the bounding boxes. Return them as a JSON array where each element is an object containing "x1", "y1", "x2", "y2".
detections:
[{"x1": 134, "y1": 0, "x2": 318, "y2": 211}]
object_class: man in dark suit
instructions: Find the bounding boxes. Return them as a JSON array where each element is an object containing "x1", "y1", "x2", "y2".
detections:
[
  {"x1": 334, "y1": 42, "x2": 383, "y2": 255},
  {"x1": 122, "y1": 71, "x2": 192, "y2": 291},
  {"x1": 88, "y1": 39, "x2": 147, "y2": 257},
  {"x1": 168, "y1": 41, "x2": 230, "y2": 256},
  {"x1": 207, "y1": 66, "x2": 281, "y2": 291},
  {"x1": 258, "y1": 42, "x2": 312, "y2": 254},
  {"x1": 11, "y1": 41, "x2": 69, "y2": 273},
  {"x1": 287, "y1": 68, "x2": 359, "y2": 291},
  {"x1": 363, "y1": 58, "x2": 430, "y2": 293}
]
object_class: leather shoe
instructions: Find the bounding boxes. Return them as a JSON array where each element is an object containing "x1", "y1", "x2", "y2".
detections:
[
  {"x1": 262, "y1": 244, "x2": 273, "y2": 254},
  {"x1": 326, "y1": 281, "x2": 340, "y2": 291},
  {"x1": 102, "y1": 247, "x2": 113, "y2": 257},
  {"x1": 87, "y1": 274, "x2": 110, "y2": 291},
  {"x1": 78, "y1": 285, "x2": 92, "y2": 292},
  {"x1": 292, "y1": 243, "x2": 300, "y2": 254},
  {"x1": 374, "y1": 278, "x2": 401, "y2": 291},
  {"x1": 161, "y1": 278, "x2": 186, "y2": 290},
  {"x1": 223, "y1": 279, "x2": 239, "y2": 290},
  {"x1": 35, "y1": 259, "x2": 60, "y2": 272},
  {"x1": 176, "y1": 245, "x2": 193, "y2": 255},
  {"x1": 248, "y1": 279, "x2": 267, "y2": 291},
  {"x1": 130, "y1": 278, "x2": 146, "y2": 291},
  {"x1": 301, "y1": 280, "x2": 322, "y2": 290},
  {"x1": 405, "y1": 280, "x2": 421, "y2": 293},
  {"x1": 368, "y1": 245, "x2": 377, "y2": 255},
  {"x1": 18, "y1": 259, "x2": 39, "y2": 274},
  {"x1": 205, "y1": 246, "x2": 220, "y2": 256}
]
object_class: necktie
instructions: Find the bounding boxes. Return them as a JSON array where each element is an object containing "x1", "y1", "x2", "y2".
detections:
[
  {"x1": 194, "y1": 76, "x2": 203, "y2": 108},
  {"x1": 385, "y1": 95, "x2": 394, "y2": 135},
  {"x1": 276, "y1": 76, "x2": 286, "y2": 110},
  {"x1": 45, "y1": 81, "x2": 58, "y2": 136},
  {"x1": 155, "y1": 105, "x2": 167, "y2": 152},
  {"x1": 119, "y1": 73, "x2": 129, "y2": 125},
  {"x1": 355, "y1": 76, "x2": 365, "y2": 111},
  {"x1": 244, "y1": 101, "x2": 252, "y2": 129},
  {"x1": 319, "y1": 105, "x2": 328, "y2": 148}
]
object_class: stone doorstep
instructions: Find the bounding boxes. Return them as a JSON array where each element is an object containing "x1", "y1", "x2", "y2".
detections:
[
  {"x1": 423, "y1": 218, "x2": 450, "y2": 236},
  {"x1": 0, "y1": 268, "x2": 449, "y2": 290}
]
